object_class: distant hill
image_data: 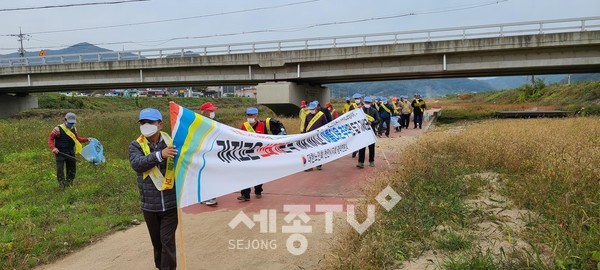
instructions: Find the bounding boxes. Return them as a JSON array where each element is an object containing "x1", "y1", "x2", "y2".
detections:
[
  {"x1": 0, "y1": 42, "x2": 139, "y2": 62},
  {"x1": 327, "y1": 74, "x2": 600, "y2": 98},
  {"x1": 327, "y1": 78, "x2": 494, "y2": 98},
  {"x1": 445, "y1": 80, "x2": 600, "y2": 114},
  {"x1": 560, "y1": 73, "x2": 600, "y2": 83},
  {"x1": 476, "y1": 75, "x2": 566, "y2": 90},
  {"x1": 0, "y1": 42, "x2": 110, "y2": 58}
]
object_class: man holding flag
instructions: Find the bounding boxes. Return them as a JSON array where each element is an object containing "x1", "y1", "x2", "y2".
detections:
[
  {"x1": 48, "y1": 112, "x2": 93, "y2": 188},
  {"x1": 129, "y1": 108, "x2": 179, "y2": 270}
]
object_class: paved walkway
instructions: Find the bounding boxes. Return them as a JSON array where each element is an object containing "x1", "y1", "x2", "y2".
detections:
[{"x1": 37, "y1": 110, "x2": 438, "y2": 270}]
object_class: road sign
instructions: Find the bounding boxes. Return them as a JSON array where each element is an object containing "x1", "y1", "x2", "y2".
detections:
[{"x1": 39, "y1": 50, "x2": 46, "y2": 56}]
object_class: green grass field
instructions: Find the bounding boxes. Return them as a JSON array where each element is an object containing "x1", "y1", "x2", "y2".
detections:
[{"x1": 0, "y1": 95, "x2": 280, "y2": 269}]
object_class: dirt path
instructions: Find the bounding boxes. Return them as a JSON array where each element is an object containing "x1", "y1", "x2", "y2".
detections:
[{"x1": 36, "y1": 112, "x2": 437, "y2": 270}]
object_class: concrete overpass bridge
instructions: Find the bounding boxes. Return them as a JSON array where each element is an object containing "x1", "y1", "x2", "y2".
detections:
[{"x1": 1, "y1": 17, "x2": 599, "y2": 117}]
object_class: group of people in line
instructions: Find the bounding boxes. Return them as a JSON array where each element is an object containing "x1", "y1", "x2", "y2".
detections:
[
  {"x1": 45, "y1": 95, "x2": 426, "y2": 269},
  {"x1": 297, "y1": 94, "x2": 426, "y2": 169},
  {"x1": 339, "y1": 93, "x2": 428, "y2": 134}
]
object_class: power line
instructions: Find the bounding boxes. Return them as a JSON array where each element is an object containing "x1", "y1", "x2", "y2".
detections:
[
  {"x1": 0, "y1": 0, "x2": 151, "y2": 12},
  {"x1": 2, "y1": 0, "x2": 509, "y2": 51},
  {"x1": 6, "y1": 28, "x2": 30, "y2": 57},
  {"x1": 25, "y1": 0, "x2": 321, "y2": 35},
  {"x1": 85, "y1": 0, "x2": 511, "y2": 47}
]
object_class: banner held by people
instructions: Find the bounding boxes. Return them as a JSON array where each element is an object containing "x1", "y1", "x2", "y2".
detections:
[{"x1": 169, "y1": 102, "x2": 377, "y2": 208}]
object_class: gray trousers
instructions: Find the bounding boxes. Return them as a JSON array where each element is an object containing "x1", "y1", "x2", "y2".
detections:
[{"x1": 56, "y1": 153, "x2": 76, "y2": 187}]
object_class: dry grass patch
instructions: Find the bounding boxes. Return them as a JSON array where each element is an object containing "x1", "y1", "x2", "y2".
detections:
[{"x1": 325, "y1": 117, "x2": 600, "y2": 269}]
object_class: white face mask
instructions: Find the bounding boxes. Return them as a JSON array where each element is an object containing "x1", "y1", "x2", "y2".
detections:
[
  {"x1": 355, "y1": 99, "x2": 361, "y2": 104},
  {"x1": 364, "y1": 104, "x2": 371, "y2": 108},
  {"x1": 247, "y1": 118, "x2": 256, "y2": 124},
  {"x1": 140, "y1": 123, "x2": 158, "y2": 137},
  {"x1": 209, "y1": 112, "x2": 215, "y2": 119},
  {"x1": 310, "y1": 109, "x2": 317, "y2": 114}
]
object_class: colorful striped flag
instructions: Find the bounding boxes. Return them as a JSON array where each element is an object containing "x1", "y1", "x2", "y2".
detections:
[{"x1": 169, "y1": 102, "x2": 377, "y2": 208}]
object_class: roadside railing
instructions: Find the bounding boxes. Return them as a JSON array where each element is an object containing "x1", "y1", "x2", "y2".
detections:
[{"x1": 1, "y1": 16, "x2": 599, "y2": 67}]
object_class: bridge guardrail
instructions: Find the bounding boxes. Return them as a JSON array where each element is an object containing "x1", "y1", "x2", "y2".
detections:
[{"x1": 1, "y1": 16, "x2": 599, "y2": 68}]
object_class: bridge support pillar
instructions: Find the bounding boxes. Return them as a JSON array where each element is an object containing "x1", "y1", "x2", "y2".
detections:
[
  {"x1": 0, "y1": 94, "x2": 38, "y2": 119},
  {"x1": 256, "y1": 82, "x2": 329, "y2": 116}
]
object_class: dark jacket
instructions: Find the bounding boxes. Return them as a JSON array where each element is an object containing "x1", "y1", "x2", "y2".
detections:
[
  {"x1": 129, "y1": 136, "x2": 177, "y2": 212},
  {"x1": 48, "y1": 125, "x2": 89, "y2": 155},
  {"x1": 303, "y1": 111, "x2": 329, "y2": 132},
  {"x1": 320, "y1": 106, "x2": 333, "y2": 123},
  {"x1": 378, "y1": 103, "x2": 394, "y2": 119},
  {"x1": 411, "y1": 98, "x2": 427, "y2": 114},
  {"x1": 363, "y1": 106, "x2": 381, "y2": 134}
]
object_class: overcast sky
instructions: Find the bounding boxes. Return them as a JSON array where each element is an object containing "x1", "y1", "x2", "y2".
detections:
[{"x1": 1, "y1": 0, "x2": 599, "y2": 54}]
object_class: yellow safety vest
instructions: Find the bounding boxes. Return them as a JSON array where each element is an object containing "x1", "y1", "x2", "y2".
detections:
[
  {"x1": 306, "y1": 111, "x2": 324, "y2": 131},
  {"x1": 414, "y1": 99, "x2": 425, "y2": 112},
  {"x1": 137, "y1": 131, "x2": 175, "y2": 191},
  {"x1": 243, "y1": 122, "x2": 255, "y2": 133},
  {"x1": 299, "y1": 108, "x2": 309, "y2": 132},
  {"x1": 59, "y1": 124, "x2": 83, "y2": 154},
  {"x1": 392, "y1": 103, "x2": 399, "y2": 114},
  {"x1": 380, "y1": 103, "x2": 392, "y2": 114},
  {"x1": 362, "y1": 108, "x2": 375, "y2": 122},
  {"x1": 401, "y1": 101, "x2": 412, "y2": 114},
  {"x1": 342, "y1": 103, "x2": 351, "y2": 114}
]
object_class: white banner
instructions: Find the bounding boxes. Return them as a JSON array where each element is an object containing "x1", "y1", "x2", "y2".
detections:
[{"x1": 170, "y1": 102, "x2": 377, "y2": 208}]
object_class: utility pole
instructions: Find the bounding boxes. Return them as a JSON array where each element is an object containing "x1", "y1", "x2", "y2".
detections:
[{"x1": 8, "y1": 27, "x2": 30, "y2": 57}]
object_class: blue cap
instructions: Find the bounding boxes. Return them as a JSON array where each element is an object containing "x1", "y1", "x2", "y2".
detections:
[
  {"x1": 382, "y1": 98, "x2": 388, "y2": 103},
  {"x1": 364, "y1": 96, "x2": 373, "y2": 103},
  {"x1": 246, "y1": 107, "x2": 259, "y2": 115},
  {"x1": 308, "y1": 101, "x2": 318, "y2": 110},
  {"x1": 312, "y1": 100, "x2": 320, "y2": 106},
  {"x1": 376, "y1": 96, "x2": 382, "y2": 100},
  {"x1": 139, "y1": 108, "x2": 162, "y2": 122},
  {"x1": 352, "y1": 93, "x2": 362, "y2": 99},
  {"x1": 65, "y1": 112, "x2": 77, "y2": 123},
  {"x1": 345, "y1": 96, "x2": 350, "y2": 101}
]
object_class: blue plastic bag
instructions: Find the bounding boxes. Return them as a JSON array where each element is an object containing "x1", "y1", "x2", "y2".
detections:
[
  {"x1": 391, "y1": 116, "x2": 400, "y2": 127},
  {"x1": 81, "y1": 138, "x2": 106, "y2": 165}
]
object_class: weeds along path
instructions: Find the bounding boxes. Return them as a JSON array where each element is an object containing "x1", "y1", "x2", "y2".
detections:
[
  {"x1": 400, "y1": 172, "x2": 537, "y2": 270},
  {"x1": 329, "y1": 117, "x2": 599, "y2": 270},
  {"x1": 35, "y1": 111, "x2": 437, "y2": 270}
]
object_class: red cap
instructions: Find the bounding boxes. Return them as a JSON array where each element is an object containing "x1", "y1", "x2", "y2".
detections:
[
  {"x1": 300, "y1": 100, "x2": 307, "y2": 107},
  {"x1": 200, "y1": 102, "x2": 217, "y2": 111},
  {"x1": 324, "y1": 102, "x2": 332, "y2": 108}
]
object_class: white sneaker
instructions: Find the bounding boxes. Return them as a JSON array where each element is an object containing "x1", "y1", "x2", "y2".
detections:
[{"x1": 204, "y1": 198, "x2": 218, "y2": 206}]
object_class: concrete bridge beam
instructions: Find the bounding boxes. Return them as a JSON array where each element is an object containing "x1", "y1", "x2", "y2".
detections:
[
  {"x1": 256, "y1": 82, "x2": 329, "y2": 117},
  {"x1": 0, "y1": 94, "x2": 38, "y2": 119}
]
